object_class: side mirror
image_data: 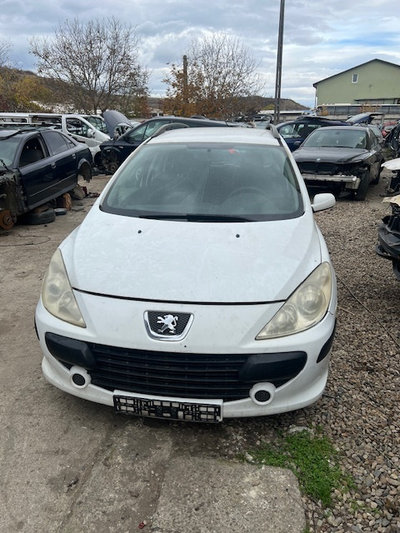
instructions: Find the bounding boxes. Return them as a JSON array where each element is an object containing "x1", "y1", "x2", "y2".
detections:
[{"x1": 312, "y1": 193, "x2": 336, "y2": 212}]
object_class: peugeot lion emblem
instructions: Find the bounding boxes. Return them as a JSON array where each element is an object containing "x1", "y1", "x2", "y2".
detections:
[
  {"x1": 157, "y1": 314, "x2": 178, "y2": 334},
  {"x1": 144, "y1": 311, "x2": 193, "y2": 341}
]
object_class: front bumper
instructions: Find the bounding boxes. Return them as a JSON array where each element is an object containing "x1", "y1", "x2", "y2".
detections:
[
  {"x1": 35, "y1": 290, "x2": 337, "y2": 419},
  {"x1": 302, "y1": 173, "x2": 360, "y2": 190}
]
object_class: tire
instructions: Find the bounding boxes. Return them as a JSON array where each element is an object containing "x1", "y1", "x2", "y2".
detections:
[
  {"x1": 354, "y1": 171, "x2": 370, "y2": 201},
  {"x1": 371, "y1": 164, "x2": 382, "y2": 186},
  {"x1": 103, "y1": 151, "x2": 120, "y2": 174},
  {"x1": 23, "y1": 207, "x2": 56, "y2": 225}
]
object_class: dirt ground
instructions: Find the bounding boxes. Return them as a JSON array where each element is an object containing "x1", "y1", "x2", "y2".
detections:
[{"x1": 0, "y1": 173, "x2": 399, "y2": 532}]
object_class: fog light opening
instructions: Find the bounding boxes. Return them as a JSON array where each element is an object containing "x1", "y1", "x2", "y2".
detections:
[
  {"x1": 255, "y1": 390, "x2": 271, "y2": 403},
  {"x1": 69, "y1": 366, "x2": 91, "y2": 389},
  {"x1": 250, "y1": 383, "x2": 275, "y2": 406}
]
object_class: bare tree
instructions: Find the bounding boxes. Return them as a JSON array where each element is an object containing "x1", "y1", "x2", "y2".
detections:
[
  {"x1": 164, "y1": 34, "x2": 261, "y2": 119},
  {"x1": 30, "y1": 17, "x2": 148, "y2": 113}
]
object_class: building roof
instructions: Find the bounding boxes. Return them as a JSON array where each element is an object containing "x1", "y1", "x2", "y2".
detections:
[{"x1": 313, "y1": 58, "x2": 400, "y2": 88}]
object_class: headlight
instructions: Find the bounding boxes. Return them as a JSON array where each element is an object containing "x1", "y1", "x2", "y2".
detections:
[
  {"x1": 41, "y1": 249, "x2": 86, "y2": 327},
  {"x1": 256, "y1": 262, "x2": 332, "y2": 339}
]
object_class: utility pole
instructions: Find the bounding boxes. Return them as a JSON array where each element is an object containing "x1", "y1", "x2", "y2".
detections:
[
  {"x1": 274, "y1": 0, "x2": 285, "y2": 125},
  {"x1": 183, "y1": 55, "x2": 188, "y2": 109}
]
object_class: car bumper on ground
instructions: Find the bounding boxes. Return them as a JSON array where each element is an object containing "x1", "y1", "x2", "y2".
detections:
[{"x1": 35, "y1": 290, "x2": 337, "y2": 420}]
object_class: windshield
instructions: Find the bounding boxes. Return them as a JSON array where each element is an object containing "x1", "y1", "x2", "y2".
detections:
[
  {"x1": 303, "y1": 128, "x2": 368, "y2": 149},
  {"x1": 0, "y1": 136, "x2": 21, "y2": 167},
  {"x1": 102, "y1": 142, "x2": 303, "y2": 221}
]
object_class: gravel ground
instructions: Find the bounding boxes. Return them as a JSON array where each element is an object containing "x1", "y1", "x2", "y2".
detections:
[{"x1": 305, "y1": 172, "x2": 400, "y2": 532}]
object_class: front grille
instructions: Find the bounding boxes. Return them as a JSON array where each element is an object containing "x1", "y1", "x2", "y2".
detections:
[
  {"x1": 45, "y1": 333, "x2": 307, "y2": 402},
  {"x1": 86, "y1": 344, "x2": 298, "y2": 401},
  {"x1": 89, "y1": 345, "x2": 250, "y2": 400},
  {"x1": 298, "y1": 162, "x2": 341, "y2": 174}
]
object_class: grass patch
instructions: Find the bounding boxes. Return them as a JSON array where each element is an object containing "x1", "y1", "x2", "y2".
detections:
[{"x1": 248, "y1": 430, "x2": 353, "y2": 507}]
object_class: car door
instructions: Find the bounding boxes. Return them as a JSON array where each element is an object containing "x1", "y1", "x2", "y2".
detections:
[
  {"x1": 41, "y1": 130, "x2": 79, "y2": 186},
  {"x1": 121, "y1": 120, "x2": 167, "y2": 160},
  {"x1": 17, "y1": 134, "x2": 57, "y2": 209},
  {"x1": 18, "y1": 132, "x2": 77, "y2": 210}
]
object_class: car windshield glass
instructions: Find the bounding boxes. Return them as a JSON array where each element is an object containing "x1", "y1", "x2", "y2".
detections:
[
  {"x1": 102, "y1": 142, "x2": 303, "y2": 221},
  {"x1": 303, "y1": 129, "x2": 367, "y2": 149},
  {"x1": 0, "y1": 136, "x2": 21, "y2": 166}
]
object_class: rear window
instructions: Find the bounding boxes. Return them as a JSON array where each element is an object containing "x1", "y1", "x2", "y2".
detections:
[{"x1": 102, "y1": 142, "x2": 303, "y2": 221}]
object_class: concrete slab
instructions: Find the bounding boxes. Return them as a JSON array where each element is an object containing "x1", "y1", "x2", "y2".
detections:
[{"x1": 151, "y1": 456, "x2": 306, "y2": 533}]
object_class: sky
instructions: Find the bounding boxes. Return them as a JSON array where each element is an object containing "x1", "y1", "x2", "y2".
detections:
[{"x1": 1, "y1": 0, "x2": 400, "y2": 108}]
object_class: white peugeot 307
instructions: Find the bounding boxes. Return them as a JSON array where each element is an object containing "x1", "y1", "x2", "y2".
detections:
[{"x1": 35, "y1": 126, "x2": 337, "y2": 422}]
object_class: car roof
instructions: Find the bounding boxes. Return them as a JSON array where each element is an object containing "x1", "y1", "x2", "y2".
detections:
[
  {"x1": 309, "y1": 125, "x2": 369, "y2": 132},
  {"x1": 0, "y1": 127, "x2": 53, "y2": 139},
  {"x1": 142, "y1": 115, "x2": 228, "y2": 126},
  {"x1": 0, "y1": 128, "x2": 37, "y2": 139},
  {"x1": 148, "y1": 126, "x2": 281, "y2": 146}
]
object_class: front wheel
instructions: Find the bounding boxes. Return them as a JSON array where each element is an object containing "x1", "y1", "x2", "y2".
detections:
[
  {"x1": 103, "y1": 151, "x2": 120, "y2": 175},
  {"x1": 354, "y1": 171, "x2": 370, "y2": 201}
]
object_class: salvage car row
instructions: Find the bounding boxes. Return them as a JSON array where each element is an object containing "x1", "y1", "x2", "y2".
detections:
[{"x1": 0, "y1": 111, "x2": 394, "y2": 230}]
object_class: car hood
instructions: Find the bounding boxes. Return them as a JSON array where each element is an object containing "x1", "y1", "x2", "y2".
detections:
[
  {"x1": 61, "y1": 208, "x2": 322, "y2": 303},
  {"x1": 294, "y1": 146, "x2": 369, "y2": 164},
  {"x1": 102, "y1": 110, "x2": 132, "y2": 137}
]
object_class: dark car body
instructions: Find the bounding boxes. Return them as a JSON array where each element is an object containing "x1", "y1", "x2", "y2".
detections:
[
  {"x1": 376, "y1": 159, "x2": 400, "y2": 278},
  {"x1": 376, "y1": 202, "x2": 400, "y2": 279},
  {"x1": 0, "y1": 128, "x2": 92, "y2": 229},
  {"x1": 99, "y1": 116, "x2": 236, "y2": 173},
  {"x1": 385, "y1": 121, "x2": 400, "y2": 157},
  {"x1": 277, "y1": 116, "x2": 349, "y2": 151},
  {"x1": 293, "y1": 126, "x2": 384, "y2": 200}
]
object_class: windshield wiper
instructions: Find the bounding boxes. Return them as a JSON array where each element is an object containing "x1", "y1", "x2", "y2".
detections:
[
  {"x1": 0, "y1": 158, "x2": 10, "y2": 171},
  {"x1": 138, "y1": 213, "x2": 253, "y2": 222}
]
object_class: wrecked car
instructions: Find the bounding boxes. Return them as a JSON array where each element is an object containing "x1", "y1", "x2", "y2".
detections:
[
  {"x1": 293, "y1": 126, "x2": 384, "y2": 200},
  {"x1": 0, "y1": 127, "x2": 92, "y2": 229},
  {"x1": 376, "y1": 158, "x2": 400, "y2": 279},
  {"x1": 385, "y1": 121, "x2": 400, "y2": 157}
]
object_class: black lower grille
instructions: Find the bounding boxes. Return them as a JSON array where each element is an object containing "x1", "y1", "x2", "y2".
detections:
[
  {"x1": 89, "y1": 345, "x2": 250, "y2": 400},
  {"x1": 298, "y1": 162, "x2": 341, "y2": 174},
  {"x1": 45, "y1": 333, "x2": 307, "y2": 401},
  {"x1": 86, "y1": 343, "x2": 305, "y2": 401}
]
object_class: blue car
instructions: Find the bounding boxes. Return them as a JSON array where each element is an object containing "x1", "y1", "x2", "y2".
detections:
[{"x1": 277, "y1": 117, "x2": 348, "y2": 151}]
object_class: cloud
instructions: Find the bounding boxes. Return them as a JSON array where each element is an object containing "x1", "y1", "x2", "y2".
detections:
[{"x1": 0, "y1": 0, "x2": 399, "y2": 107}]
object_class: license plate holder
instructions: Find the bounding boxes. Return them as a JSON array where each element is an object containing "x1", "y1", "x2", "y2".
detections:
[{"x1": 113, "y1": 394, "x2": 223, "y2": 423}]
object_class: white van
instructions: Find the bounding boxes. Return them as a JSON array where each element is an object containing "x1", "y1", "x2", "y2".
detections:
[{"x1": 0, "y1": 113, "x2": 110, "y2": 163}]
